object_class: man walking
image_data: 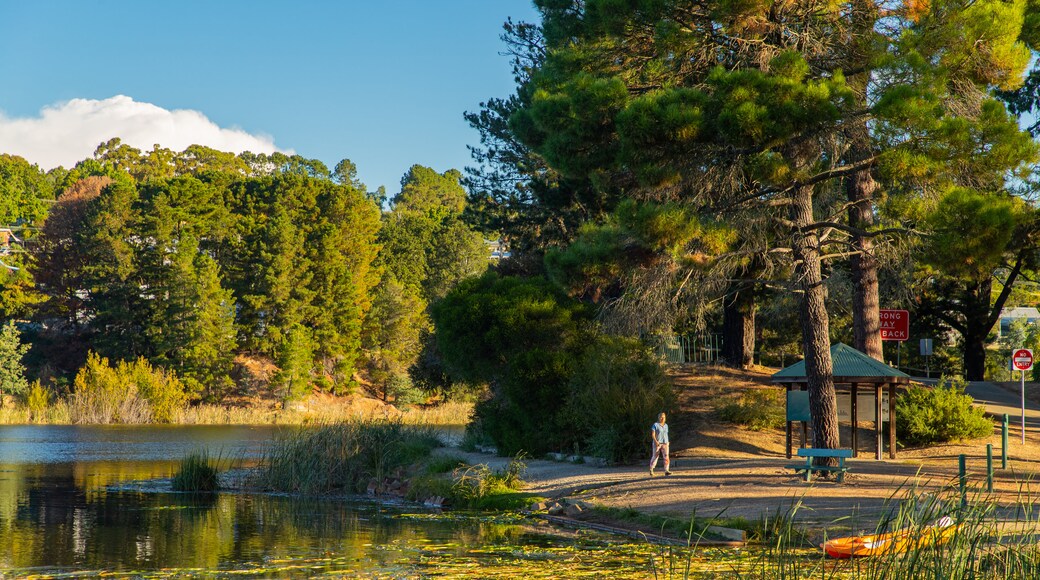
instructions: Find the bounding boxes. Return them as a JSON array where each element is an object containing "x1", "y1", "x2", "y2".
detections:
[{"x1": 650, "y1": 412, "x2": 671, "y2": 476}]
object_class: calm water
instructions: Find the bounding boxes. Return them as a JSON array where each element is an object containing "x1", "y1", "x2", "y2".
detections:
[{"x1": 0, "y1": 425, "x2": 670, "y2": 578}]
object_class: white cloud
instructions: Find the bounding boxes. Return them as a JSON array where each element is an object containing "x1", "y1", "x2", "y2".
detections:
[{"x1": 0, "y1": 95, "x2": 288, "y2": 169}]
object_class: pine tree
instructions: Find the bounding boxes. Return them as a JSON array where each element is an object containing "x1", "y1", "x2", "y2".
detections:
[
  {"x1": 509, "y1": 0, "x2": 1039, "y2": 450},
  {"x1": 0, "y1": 322, "x2": 29, "y2": 401}
]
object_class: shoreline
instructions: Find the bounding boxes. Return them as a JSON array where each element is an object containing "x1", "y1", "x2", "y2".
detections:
[{"x1": 440, "y1": 446, "x2": 1040, "y2": 544}]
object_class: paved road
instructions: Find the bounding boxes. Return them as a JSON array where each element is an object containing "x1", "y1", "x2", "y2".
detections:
[{"x1": 962, "y1": 380, "x2": 1040, "y2": 433}]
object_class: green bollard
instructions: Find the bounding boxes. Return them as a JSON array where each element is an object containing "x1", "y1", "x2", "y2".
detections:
[
  {"x1": 987, "y1": 444, "x2": 994, "y2": 493},
  {"x1": 959, "y1": 454, "x2": 967, "y2": 509},
  {"x1": 1003, "y1": 414, "x2": 1009, "y2": 470}
]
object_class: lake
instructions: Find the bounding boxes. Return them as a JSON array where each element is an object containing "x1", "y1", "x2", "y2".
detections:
[{"x1": 0, "y1": 425, "x2": 686, "y2": 578}]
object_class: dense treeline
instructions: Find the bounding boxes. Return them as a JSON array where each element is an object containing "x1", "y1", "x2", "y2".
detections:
[
  {"x1": 446, "y1": 0, "x2": 1040, "y2": 456},
  {"x1": 4, "y1": 1, "x2": 1040, "y2": 462},
  {"x1": 0, "y1": 141, "x2": 487, "y2": 419}
]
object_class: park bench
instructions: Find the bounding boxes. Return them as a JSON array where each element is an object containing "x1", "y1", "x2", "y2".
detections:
[{"x1": 786, "y1": 448, "x2": 853, "y2": 483}]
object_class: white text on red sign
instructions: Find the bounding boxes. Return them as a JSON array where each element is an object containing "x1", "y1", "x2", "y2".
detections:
[{"x1": 879, "y1": 309, "x2": 909, "y2": 342}]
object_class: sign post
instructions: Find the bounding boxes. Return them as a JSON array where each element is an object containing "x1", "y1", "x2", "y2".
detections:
[
  {"x1": 920, "y1": 339, "x2": 933, "y2": 379},
  {"x1": 1012, "y1": 348, "x2": 1033, "y2": 444}
]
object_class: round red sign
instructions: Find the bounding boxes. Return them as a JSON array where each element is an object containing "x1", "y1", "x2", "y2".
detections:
[{"x1": 1013, "y1": 349, "x2": 1034, "y2": 371}]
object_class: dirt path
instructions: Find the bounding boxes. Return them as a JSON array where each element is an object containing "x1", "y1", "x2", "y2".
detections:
[
  {"x1": 450, "y1": 448, "x2": 1040, "y2": 525},
  {"x1": 444, "y1": 367, "x2": 1040, "y2": 529}
]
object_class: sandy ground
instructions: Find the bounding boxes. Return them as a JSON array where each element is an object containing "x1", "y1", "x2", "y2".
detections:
[{"x1": 449, "y1": 367, "x2": 1040, "y2": 529}]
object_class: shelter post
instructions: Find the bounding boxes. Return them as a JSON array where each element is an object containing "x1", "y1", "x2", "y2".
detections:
[
  {"x1": 875, "y1": 384, "x2": 883, "y2": 461},
  {"x1": 785, "y1": 383, "x2": 792, "y2": 459},
  {"x1": 851, "y1": 383, "x2": 858, "y2": 458},
  {"x1": 888, "y1": 382, "x2": 896, "y2": 459}
]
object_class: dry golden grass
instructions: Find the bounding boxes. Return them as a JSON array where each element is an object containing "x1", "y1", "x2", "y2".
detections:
[{"x1": 669, "y1": 364, "x2": 788, "y2": 458}]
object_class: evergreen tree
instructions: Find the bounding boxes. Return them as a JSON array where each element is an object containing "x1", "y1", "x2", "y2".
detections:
[
  {"x1": 362, "y1": 166, "x2": 488, "y2": 396},
  {"x1": 0, "y1": 321, "x2": 29, "y2": 401},
  {"x1": 180, "y1": 254, "x2": 237, "y2": 400},
  {"x1": 274, "y1": 323, "x2": 315, "y2": 402},
  {"x1": 508, "y1": 0, "x2": 1038, "y2": 450}
]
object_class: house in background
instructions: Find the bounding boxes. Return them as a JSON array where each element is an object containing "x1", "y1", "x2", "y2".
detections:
[
  {"x1": 999, "y1": 307, "x2": 1040, "y2": 337},
  {"x1": 486, "y1": 239, "x2": 511, "y2": 261}
]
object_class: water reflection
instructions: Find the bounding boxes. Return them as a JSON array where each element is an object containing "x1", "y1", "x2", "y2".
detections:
[{"x1": 0, "y1": 426, "x2": 659, "y2": 577}]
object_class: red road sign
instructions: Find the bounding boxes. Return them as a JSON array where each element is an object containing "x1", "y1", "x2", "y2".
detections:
[
  {"x1": 879, "y1": 309, "x2": 909, "y2": 341},
  {"x1": 1013, "y1": 349, "x2": 1034, "y2": 371}
]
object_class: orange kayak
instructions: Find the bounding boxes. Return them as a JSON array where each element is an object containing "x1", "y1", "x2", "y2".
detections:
[{"x1": 822, "y1": 516, "x2": 958, "y2": 559}]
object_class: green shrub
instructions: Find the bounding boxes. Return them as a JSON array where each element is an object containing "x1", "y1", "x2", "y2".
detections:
[
  {"x1": 716, "y1": 389, "x2": 785, "y2": 431},
  {"x1": 251, "y1": 419, "x2": 441, "y2": 494},
  {"x1": 567, "y1": 335, "x2": 676, "y2": 462},
  {"x1": 127, "y1": 358, "x2": 187, "y2": 423},
  {"x1": 68, "y1": 353, "x2": 187, "y2": 424},
  {"x1": 432, "y1": 273, "x2": 591, "y2": 456},
  {"x1": 433, "y1": 273, "x2": 676, "y2": 461},
  {"x1": 425, "y1": 454, "x2": 469, "y2": 474},
  {"x1": 450, "y1": 455, "x2": 530, "y2": 509},
  {"x1": 25, "y1": 380, "x2": 50, "y2": 422},
  {"x1": 172, "y1": 450, "x2": 220, "y2": 493},
  {"x1": 896, "y1": 377, "x2": 992, "y2": 446}
]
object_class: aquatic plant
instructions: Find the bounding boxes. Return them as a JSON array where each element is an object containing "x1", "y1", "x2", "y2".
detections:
[
  {"x1": 450, "y1": 454, "x2": 534, "y2": 509},
  {"x1": 171, "y1": 449, "x2": 220, "y2": 493},
  {"x1": 251, "y1": 419, "x2": 441, "y2": 494},
  {"x1": 648, "y1": 481, "x2": 1040, "y2": 579}
]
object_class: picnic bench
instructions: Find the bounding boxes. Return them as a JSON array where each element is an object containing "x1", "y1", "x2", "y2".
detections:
[{"x1": 786, "y1": 448, "x2": 853, "y2": 483}]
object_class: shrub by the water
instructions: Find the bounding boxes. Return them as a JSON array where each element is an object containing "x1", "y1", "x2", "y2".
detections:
[
  {"x1": 171, "y1": 450, "x2": 219, "y2": 492},
  {"x1": 68, "y1": 353, "x2": 187, "y2": 424},
  {"x1": 434, "y1": 273, "x2": 675, "y2": 461},
  {"x1": 433, "y1": 274, "x2": 590, "y2": 457},
  {"x1": 251, "y1": 419, "x2": 441, "y2": 494},
  {"x1": 25, "y1": 380, "x2": 50, "y2": 423},
  {"x1": 716, "y1": 389, "x2": 785, "y2": 431},
  {"x1": 896, "y1": 377, "x2": 992, "y2": 446},
  {"x1": 566, "y1": 335, "x2": 676, "y2": 462},
  {"x1": 450, "y1": 455, "x2": 530, "y2": 509}
]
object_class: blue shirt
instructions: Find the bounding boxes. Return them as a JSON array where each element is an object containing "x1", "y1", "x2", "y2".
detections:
[{"x1": 652, "y1": 422, "x2": 669, "y2": 445}]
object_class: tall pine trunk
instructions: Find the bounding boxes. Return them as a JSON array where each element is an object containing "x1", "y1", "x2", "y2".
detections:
[
  {"x1": 962, "y1": 279, "x2": 993, "y2": 381},
  {"x1": 845, "y1": 84, "x2": 883, "y2": 362},
  {"x1": 848, "y1": 170, "x2": 883, "y2": 362},
  {"x1": 722, "y1": 286, "x2": 755, "y2": 368},
  {"x1": 791, "y1": 183, "x2": 840, "y2": 455}
]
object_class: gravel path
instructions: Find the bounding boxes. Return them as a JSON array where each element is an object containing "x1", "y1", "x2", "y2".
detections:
[{"x1": 435, "y1": 370, "x2": 1040, "y2": 530}]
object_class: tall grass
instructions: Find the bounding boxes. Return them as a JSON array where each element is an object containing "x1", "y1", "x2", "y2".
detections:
[
  {"x1": 654, "y1": 482, "x2": 1040, "y2": 579},
  {"x1": 401, "y1": 401, "x2": 473, "y2": 426},
  {"x1": 250, "y1": 419, "x2": 441, "y2": 494},
  {"x1": 171, "y1": 449, "x2": 221, "y2": 493},
  {"x1": 0, "y1": 394, "x2": 473, "y2": 426},
  {"x1": 449, "y1": 454, "x2": 529, "y2": 509}
]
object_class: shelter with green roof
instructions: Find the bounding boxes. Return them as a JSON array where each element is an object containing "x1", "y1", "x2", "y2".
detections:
[{"x1": 773, "y1": 343, "x2": 911, "y2": 460}]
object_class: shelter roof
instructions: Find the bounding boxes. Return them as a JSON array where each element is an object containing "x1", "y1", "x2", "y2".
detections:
[{"x1": 771, "y1": 343, "x2": 910, "y2": 384}]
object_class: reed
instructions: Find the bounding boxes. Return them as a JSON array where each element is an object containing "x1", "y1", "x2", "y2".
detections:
[
  {"x1": 653, "y1": 481, "x2": 1040, "y2": 579},
  {"x1": 250, "y1": 419, "x2": 441, "y2": 494},
  {"x1": 171, "y1": 449, "x2": 221, "y2": 493},
  {"x1": 400, "y1": 401, "x2": 473, "y2": 426}
]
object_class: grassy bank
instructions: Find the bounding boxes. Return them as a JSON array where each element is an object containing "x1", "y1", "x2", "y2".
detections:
[
  {"x1": 0, "y1": 397, "x2": 472, "y2": 426},
  {"x1": 249, "y1": 420, "x2": 443, "y2": 494},
  {"x1": 635, "y1": 484, "x2": 1040, "y2": 579},
  {"x1": 244, "y1": 419, "x2": 540, "y2": 509}
]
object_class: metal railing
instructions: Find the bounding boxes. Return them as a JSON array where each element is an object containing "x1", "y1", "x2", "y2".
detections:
[{"x1": 657, "y1": 334, "x2": 724, "y2": 364}]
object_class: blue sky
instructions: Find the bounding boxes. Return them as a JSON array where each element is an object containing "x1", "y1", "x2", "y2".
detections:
[{"x1": 0, "y1": 1, "x2": 540, "y2": 193}]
